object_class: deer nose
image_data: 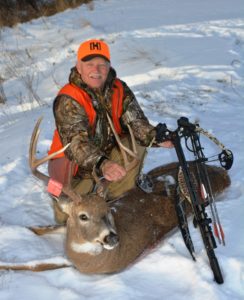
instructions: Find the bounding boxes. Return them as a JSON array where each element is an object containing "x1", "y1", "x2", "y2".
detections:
[{"x1": 103, "y1": 232, "x2": 119, "y2": 247}]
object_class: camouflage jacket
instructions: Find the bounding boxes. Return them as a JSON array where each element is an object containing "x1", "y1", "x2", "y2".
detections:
[{"x1": 53, "y1": 67, "x2": 157, "y2": 173}]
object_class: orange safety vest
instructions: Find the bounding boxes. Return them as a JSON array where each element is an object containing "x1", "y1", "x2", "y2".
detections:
[{"x1": 48, "y1": 79, "x2": 124, "y2": 159}]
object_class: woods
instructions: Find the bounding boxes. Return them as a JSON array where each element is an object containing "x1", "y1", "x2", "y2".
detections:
[{"x1": 0, "y1": 0, "x2": 92, "y2": 27}]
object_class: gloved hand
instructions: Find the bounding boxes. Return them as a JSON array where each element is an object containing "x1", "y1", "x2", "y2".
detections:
[{"x1": 155, "y1": 123, "x2": 174, "y2": 148}]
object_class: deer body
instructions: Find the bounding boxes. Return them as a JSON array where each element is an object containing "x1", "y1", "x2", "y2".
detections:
[{"x1": 62, "y1": 162, "x2": 230, "y2": 274}]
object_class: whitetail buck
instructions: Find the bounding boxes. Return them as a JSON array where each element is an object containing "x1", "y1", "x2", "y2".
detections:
[{"x1": 0, "y1": 117, "x2": 231, "y2": 274}]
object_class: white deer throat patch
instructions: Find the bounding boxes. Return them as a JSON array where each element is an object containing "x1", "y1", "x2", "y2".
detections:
[{"x1": 71, "y1": 241, "x2": 103, "y2": 255}]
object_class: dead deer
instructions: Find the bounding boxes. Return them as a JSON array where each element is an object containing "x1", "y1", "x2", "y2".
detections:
[{"x1": 0, "y1": 117, "x2": 231, "y2": 273}]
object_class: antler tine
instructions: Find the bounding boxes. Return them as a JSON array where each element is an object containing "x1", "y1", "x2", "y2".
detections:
[
  {"x1": 123, "y1": 123, "x2": 140, "y2": 171},
  {"x1": 29, "y1": 117, "x2": 70, "y2": 183},
  {"x1": 106, "y1": 113, "x2": 139, "y2": 171},
  {"x1": 29, "y1": 116, "x2": 42, "y2": 171}
]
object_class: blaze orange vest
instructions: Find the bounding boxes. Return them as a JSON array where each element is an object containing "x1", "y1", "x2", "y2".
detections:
[{"x1": 48, "y1": 79, "x2": 124, "y2": 159}]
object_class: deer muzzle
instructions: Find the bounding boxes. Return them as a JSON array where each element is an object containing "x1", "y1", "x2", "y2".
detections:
[{"x1": 103, "y1": 231, "x2": 119, "y2": 250}]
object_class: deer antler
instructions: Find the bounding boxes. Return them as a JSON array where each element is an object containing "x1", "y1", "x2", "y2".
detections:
[
  {"x1": 106, "y1": 113, "x2": 139, "y2": 171},
  {"x1": 29, "y1": 117, "x2": 82, "y2": 204},
  {"x1": 30, "y1": 116, "x2": 138, "y2": 201}
]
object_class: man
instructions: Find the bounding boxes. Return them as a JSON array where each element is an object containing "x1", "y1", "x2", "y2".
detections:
[{"x1": 48, "y1": 39, "x2": 172, "y2": 222}]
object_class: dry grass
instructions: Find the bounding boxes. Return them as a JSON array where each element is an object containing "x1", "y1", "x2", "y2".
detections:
[
  {"x1": 0, "y1": 0, "x2": 92, "y2": 28},
  {"x1": 0, "y1": 76, "x2": 7, "y2": 104}
]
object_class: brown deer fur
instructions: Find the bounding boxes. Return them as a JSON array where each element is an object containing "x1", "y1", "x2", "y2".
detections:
[{"x1": 56, "y1": 162, "x2": 230, "y2": 274}]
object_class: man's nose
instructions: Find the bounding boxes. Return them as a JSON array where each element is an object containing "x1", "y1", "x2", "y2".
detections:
[{"x1": 92, "y1": 64, "x2": 100, "y2": 72}]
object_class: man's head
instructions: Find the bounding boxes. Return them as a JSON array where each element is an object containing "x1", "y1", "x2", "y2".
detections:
[{"x1": 76, "y1": 39, "x2": 111, "y2": 90}]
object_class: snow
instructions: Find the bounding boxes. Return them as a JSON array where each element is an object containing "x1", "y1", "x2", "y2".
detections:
[{"x1": 0, "y1": 0, "x2": 244, "y2": 299}]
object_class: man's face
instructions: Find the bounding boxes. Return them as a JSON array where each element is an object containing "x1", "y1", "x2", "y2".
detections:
[{"x1": 77, "y1": 57, "x2": 110, "y2": 90}]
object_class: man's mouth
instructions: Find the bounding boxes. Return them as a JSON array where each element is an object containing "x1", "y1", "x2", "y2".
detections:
[{"x1": 89, "y1": 73, "x2": 102, "y2": 79}]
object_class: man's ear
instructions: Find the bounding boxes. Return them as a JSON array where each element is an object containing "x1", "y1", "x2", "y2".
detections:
[
  {"x1": 53, "y1": 195, "x2": 72, "y2": 215},
  {"x1": 76, "y1": 60, "x2": 82, "y2": 75}
]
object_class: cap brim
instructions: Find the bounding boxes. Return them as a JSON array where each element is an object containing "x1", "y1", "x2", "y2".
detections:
[{"x1": 81, "y1": 54, "x2": 110, "y2": 62}]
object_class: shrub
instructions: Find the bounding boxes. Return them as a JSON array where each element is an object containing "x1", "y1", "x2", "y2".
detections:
[{"x1": 0, "y1": 0, "x2": 92, "y2": 27}]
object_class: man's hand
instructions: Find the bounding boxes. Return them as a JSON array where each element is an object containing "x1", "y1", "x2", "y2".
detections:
[
  {"x1": 101, "y1": 160, "x2": 127, "y2": 182},
  {"x1": 155, "y1": 123, "x2": 174, "y2": 148}
]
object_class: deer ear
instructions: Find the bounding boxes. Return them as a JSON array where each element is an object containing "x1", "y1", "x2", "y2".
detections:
[{"x1": 53, "y1": 196, "x2": 72, "y2": 215}]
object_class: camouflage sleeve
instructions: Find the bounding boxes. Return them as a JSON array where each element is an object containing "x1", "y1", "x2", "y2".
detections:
[
  {"x1": 120, "y1": 81, "x2": 157, "y2": 147},
  {"x1": 53, "y1": 95, "x2": 104, "y2": 171}
]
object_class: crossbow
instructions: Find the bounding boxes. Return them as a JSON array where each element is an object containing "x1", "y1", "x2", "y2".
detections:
[{"x1": 155, "y1": 117, "x2": 233, "y2": 284}]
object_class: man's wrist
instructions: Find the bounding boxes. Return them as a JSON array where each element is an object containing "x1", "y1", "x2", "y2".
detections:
[{"x1": 95, "y1": 156, "x2": 109, "y2": 173}]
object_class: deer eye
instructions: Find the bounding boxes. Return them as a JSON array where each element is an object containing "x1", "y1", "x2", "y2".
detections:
[{"x1": 79, "y1": 214, "x2": 89, "y2": 221}]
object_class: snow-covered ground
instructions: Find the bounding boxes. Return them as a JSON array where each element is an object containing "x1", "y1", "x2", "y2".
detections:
[{"x1": 0, "y1": 0, "x2": 244, "y2": 299}]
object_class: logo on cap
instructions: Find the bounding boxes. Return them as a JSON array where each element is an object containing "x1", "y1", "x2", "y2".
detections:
[{"x1": 90, "y1": 42, "x2": 101, "y2": 51}]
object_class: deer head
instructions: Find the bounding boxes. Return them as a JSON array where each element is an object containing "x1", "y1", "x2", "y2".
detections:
[{"x1": 57, "y1": 194, "x2": 118, "y2": 255}]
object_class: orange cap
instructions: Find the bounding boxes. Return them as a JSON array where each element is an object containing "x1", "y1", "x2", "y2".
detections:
[{"x1": 77, "y1": 39, "x2": 110, "y2": 62}]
